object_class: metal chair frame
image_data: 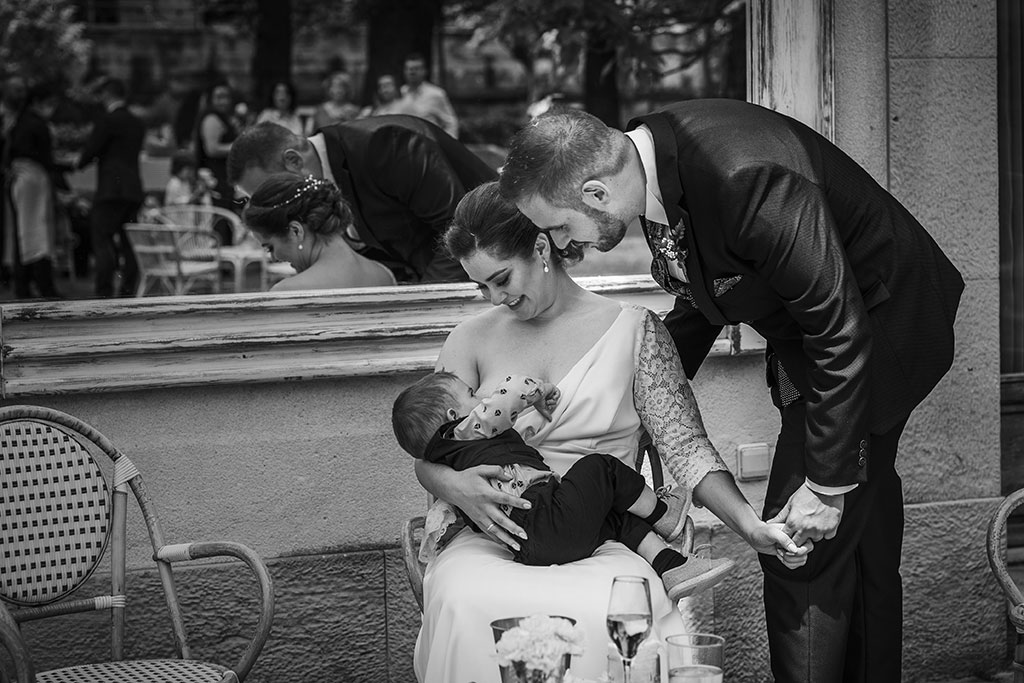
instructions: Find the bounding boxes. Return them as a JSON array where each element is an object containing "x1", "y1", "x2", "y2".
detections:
[
  {"x1": 988, "y1": 489, "x2": 1024, "y2": 682},
  {"x1": 0, "y1": 405, "x2": 274, "y2": 683},
  {"x1": 400, "y1": 434, "x2": 694, "y2": 612},
  {"x1": 125, "y1": 223, "x2": 222, "y2": 297}
]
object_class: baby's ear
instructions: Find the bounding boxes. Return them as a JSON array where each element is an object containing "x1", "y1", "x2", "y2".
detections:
[{"x1": 446, "y1": 408, "x2": 459, "y2": 421}]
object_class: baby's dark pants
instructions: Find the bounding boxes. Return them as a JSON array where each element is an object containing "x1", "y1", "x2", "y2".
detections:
[{"x1": 509, "y1": 453, "x2": 652, "y2": 566}]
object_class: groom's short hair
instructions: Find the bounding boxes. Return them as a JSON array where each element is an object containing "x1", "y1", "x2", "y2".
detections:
[
  {"x1": 392, "y1": 371, "x2": 462, "y2": 459},
  {"x1": 498, "y1": 109, "x2": 631, "y2": 209},
  {"x1": 226, "y1": 122, "x2": 307, "y2": 186}
]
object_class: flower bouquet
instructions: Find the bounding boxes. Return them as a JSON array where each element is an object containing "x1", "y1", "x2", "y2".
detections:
[{"x1": 492, "y1": 614, "x2": 586, "y2": 683}]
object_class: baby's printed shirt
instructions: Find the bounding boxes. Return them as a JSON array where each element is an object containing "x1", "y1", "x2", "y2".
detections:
[{"x1": 452, "y1": 375, "x2": 544, "y2": 441}]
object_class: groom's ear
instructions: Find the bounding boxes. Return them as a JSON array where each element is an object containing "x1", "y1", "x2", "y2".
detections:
[
  {"x1": 282, "y1": 148, "x2": 305, "y2": 173},
  {"x1": 581, "y1": 179, "x2": 611, "y2": 209}
]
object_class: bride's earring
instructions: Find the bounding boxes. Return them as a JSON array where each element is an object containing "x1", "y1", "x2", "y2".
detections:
[
  {"x1": 298, "y1": 244, "x2": 303, "y2": 251},
  {"x1": 542, "y1": 259, "x2": 549, "y2": 273}
]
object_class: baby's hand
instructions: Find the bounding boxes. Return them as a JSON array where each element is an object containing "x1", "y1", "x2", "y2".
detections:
[{"x1": 537, "y1": 382, "x2": 560, "y2": 421}]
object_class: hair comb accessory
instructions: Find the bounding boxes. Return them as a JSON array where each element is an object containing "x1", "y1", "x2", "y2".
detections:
[{"x1": 267, "y1": 175, "x2": 329, "y2": 210}]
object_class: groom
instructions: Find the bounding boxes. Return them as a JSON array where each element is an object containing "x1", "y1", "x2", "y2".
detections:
[
  {"x1": 497, "y1": 100, "x2": 964, "y2": 682},
  {"x1": 227, "y1": 116, "x2": 495, "y2": 284}
]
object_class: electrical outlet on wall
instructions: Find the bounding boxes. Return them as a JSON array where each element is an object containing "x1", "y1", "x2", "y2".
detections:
[{"x1": 737, "y1": 442, "x2": 771, "y2": 481}]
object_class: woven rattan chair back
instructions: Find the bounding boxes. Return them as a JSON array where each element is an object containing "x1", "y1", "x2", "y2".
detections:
[
  {"x1": 1, "y1": 417, "x2": 111, "y2": 607},
  {"x1": 0, "y1": 406, "x2": 274, "y2": 683}
]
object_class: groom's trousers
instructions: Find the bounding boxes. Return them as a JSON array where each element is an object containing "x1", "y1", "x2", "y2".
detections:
[{"x1": 759, "y1": 399, "x2": 908, "y2": 683}]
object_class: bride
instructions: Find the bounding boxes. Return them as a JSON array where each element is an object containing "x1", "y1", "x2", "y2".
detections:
[
  {"x1": 242, "y1": 172, "x2": 396, "y2": 291},
  {"x1": 413, "y1": 182, "x2": 797, "y2": 682}
]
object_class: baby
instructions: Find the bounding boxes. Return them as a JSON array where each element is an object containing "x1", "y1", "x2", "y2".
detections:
[{"x1": 392, "y1": 371, "x2": 735, "y2": 601}]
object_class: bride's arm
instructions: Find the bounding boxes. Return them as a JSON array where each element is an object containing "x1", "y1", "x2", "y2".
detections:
[{"x1": 635, "y1": 311, "x2": 799, "y2": 557}]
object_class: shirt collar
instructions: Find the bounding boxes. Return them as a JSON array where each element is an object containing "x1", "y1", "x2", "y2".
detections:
[
  {"x1": 308, "y1": 133, "x2": 336, "y2": 185},
  {"x1": 624, "y1": 125, "x2": 668, "y2": 225}
]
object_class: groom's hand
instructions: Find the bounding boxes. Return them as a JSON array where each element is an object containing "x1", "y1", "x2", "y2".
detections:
[
  {"x1": 767, "y1": 483, "x2": 844, "y2": 547},
  {"x1": 459, "y1": 465, "x2": 531, "y2": 551}
]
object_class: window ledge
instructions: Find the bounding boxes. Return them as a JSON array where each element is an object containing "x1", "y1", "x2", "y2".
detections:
[{"x1": 1, "y1": 276, "x2": 764, "y2": 397}]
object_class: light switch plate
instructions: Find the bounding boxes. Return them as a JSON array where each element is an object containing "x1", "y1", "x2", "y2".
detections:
[{"x1": 737, "y1": 442, "x2": 771, "y2": 481}]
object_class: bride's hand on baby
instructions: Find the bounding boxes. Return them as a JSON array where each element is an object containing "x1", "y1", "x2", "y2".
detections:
[{"x1": 456, "y1": 465, "x2": 530, "y2": 551}]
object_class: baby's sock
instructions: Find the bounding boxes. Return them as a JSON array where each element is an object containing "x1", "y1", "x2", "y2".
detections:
[
  {"x1": 641, "y1": 499, "x2": 668, "y2": 526},
  {"x1": 652, "y1": 548, "x2": 686, "y2": 576}
]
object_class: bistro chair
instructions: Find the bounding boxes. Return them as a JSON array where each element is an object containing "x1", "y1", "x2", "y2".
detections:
[
  {"x1": 155, "y1": 205, "x2": 247, "y2": 247},
  {"x1": 0, "y1": 405, "x2": 274, "y2": 682},
  {"x1": 400, "y1": 432, "x2": 694, "y2": 612},
  {"x1": 988, "y1": 488, "x2": 1024, "y2": 683},
  {"x1": 156, "y1": 205, "x2": 270, "y2": 293},
  {"x1": 125, "y1": 223, "x2": 222, "y2": 297}
]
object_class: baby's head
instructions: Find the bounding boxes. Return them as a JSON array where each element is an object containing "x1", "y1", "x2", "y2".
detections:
[{"x1": 392, "y1": 371, "x2": 478, "y2": 459}]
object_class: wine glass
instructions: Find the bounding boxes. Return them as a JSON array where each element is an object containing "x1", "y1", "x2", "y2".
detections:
[{"x1": 606, "y1": 575, "x2": 653, "y2": 683}]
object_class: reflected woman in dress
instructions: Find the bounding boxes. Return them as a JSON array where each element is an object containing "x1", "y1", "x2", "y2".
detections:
[
  {"x1": 195, "y1": 82, "x2": 240, "y2": 243},
  {"x1": 1, "y1": 77, "x2": 61, "y2": 299},
  {"x1": 413, "y1": 182, "x2": 798, "y2": 682},
  {"x1": 242, "y1": 172, "x2": 396, "y2": 291}
]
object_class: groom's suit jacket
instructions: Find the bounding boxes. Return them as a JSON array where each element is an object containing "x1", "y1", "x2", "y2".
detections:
[
  {"x1": 627, "y1": 100, "x2": 964, "y2": 488},
  {"x1": 316, "y1": 115, "x2": 496, "y2": 283}
]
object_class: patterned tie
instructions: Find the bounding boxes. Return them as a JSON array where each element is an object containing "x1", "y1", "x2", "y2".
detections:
[{"x1": 640, "y1": 215, "x2": 698, "y2": 308}]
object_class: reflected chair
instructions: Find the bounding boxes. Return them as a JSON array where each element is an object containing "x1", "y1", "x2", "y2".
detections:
[
  {"x1": 155, "y1": 205, "x2": 246, "y2": 246},
  {"x1": 0, "y1": 405, "x2": 274, "y2": 683},
  {"x1": 156, "y1": 205, "x2": 269, "y2": 293},
  {"x1": 400, "y1": 432, "x2": 694, "y2": 612},
  {"x1": 125, "y1": 224, "x2": 222, "y2": 296}
]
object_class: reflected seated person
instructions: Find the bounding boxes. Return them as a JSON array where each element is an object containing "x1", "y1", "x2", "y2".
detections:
[{"x1": 242, "y1": 173, "x2": 397, "y2": 291}]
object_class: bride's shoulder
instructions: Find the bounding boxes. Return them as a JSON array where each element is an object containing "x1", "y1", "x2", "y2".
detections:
[{"x1": 445, "y1": 307, "x2": 506, "y2": 344}]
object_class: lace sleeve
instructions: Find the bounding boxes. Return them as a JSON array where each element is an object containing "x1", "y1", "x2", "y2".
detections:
[{"x1": 634, "y1": 308, "x2": 730, "y2": 492}]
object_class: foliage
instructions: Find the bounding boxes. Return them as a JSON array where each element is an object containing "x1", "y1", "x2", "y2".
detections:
[
  {"x1": 0, "y1": 0, "x2": 91, "y2": 85},
  {"x1": 448, "y1": 0, "x2": 745, "y2": 95},
  {"x1": 197, "y1": 0, "x2": 359, "y2": 38}
]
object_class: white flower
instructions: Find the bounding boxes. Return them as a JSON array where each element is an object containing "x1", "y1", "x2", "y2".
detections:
[{"x1": 495, "y1": 615, "x2": 586, "y2": 674}]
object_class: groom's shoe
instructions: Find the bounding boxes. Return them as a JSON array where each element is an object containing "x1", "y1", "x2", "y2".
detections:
[
  {"x1": 663, "y1": 556, "x2": 735, "y2": 602},
  {"x1": 652, "y1": 486, "x2": 691, "y2": 543}
]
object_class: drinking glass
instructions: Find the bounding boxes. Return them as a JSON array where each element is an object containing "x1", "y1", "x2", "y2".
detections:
[
  {"x1": 606, "y1": 576, "x2": 653, "y2": 683},
  {"x1": 665, "y1": 633, "x2": 725, "y2": 683}
]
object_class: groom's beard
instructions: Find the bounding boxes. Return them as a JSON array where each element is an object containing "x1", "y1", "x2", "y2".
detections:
[{"x1": 580, "y1": 204, "x2": 630, "y2": 252}]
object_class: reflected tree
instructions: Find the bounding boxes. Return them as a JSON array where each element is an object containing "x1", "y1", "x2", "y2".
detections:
[
  {"x1": 449, "y1": 0, "x2": 746, "y2": 128},
  {"x1": 0, "y1": 0, "x2": 90, "y2": 85}
]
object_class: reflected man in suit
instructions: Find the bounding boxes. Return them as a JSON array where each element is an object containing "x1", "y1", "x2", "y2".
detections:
[
  {"x1": 226, "y1": 117, "x2": 495, "y2": 284},
  {"x1": 76, "y1": 78, "x2": 145, "y2": 298},
  {"x1": 498, "y1": 101, "x2": 965, "y2": 683}
]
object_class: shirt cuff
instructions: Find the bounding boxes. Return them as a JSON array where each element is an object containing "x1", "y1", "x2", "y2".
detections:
[{"x1": 804, "y1": 477, "x2": 858, "y2": 496}]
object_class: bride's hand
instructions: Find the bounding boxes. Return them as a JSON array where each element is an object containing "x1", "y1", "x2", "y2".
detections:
[
  {"x1": 452, "y1": 465, "x2": 531, "y2": 551},
  {"x1": 747, "y1": 521, "x2": 808, "y2": 568}
]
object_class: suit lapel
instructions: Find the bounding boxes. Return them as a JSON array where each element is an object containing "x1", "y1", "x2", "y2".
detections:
[{"x1": 630, "y1": 112, "x2": 729, "y2": 326}]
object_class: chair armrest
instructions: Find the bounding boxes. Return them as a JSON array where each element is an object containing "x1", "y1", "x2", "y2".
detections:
[
  {"x1": 402, "y1": 517, "x2": 426, "y2": 613},
  {"x1": 0, "y1": 602, "x2": 35, "y2": 683},
  {"x1": 155, "y1": 541, "x2": 274, "y2": 681}
]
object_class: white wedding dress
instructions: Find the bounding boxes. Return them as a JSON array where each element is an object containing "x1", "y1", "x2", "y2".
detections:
[{"x1": 414, "y1": 304, "x2": 728, "y2": 682}]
